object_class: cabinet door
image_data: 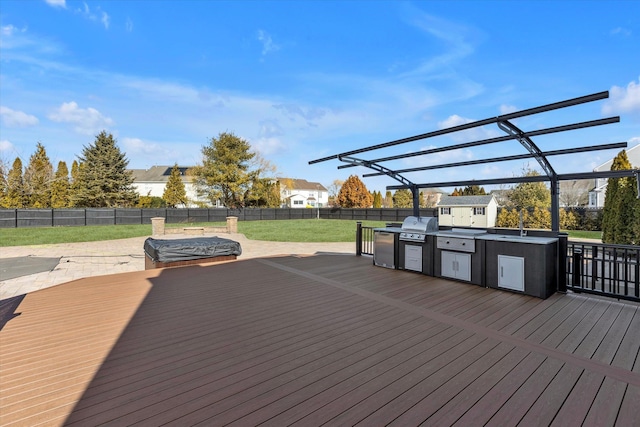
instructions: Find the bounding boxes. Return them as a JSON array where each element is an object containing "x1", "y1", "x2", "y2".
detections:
[
  {"x1": 456, "y1": 253, "x2": 471, "y2": 281},
  {"x1": 498, "y1": 255, "x2": 525, "y2": 291},
  {"x1": 441, "y1": 251, "x2": 457, "y2": 278}
]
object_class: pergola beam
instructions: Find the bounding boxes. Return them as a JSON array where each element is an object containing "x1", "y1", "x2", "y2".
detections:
[
  {"x1": 362, "y1": 142, "x2": 627, "y2": 178},
  {"x1": 309, "y1": 91, "x2": 610, "y2": 165},
  {"x1": 338, "y1": 117, "x2": 619, "y2": 169}
]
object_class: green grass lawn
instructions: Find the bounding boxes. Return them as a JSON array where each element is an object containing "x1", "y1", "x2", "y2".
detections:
[
  {"x1": 0, "y1": 220, "x2": 603, "y2": 247},
  {"x1": 0, "y1": 220, "x2": 388, "y2": 247}
]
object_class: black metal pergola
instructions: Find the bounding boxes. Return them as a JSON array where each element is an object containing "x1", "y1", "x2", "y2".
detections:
[{"x1": 310, "y1": 91, "x2": 639, "y2": 232}]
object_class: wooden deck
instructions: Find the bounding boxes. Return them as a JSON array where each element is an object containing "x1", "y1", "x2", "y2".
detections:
[{"x1": 1, "y1": 254, "x2": 639, "y2": 426}]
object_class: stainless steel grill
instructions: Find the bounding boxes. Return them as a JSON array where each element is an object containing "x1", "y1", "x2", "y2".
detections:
[{"x1": 398, "y1": 216, "x2": 438, "y2": 242}]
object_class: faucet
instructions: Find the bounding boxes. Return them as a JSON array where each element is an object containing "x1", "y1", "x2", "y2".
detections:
[{"x1": 519, "y1": 210, "x2": 527, "y2": 237}]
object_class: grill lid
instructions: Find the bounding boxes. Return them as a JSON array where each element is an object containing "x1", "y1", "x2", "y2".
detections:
[{"x1": 401, "y1": 216, "x2": 438, "y2": 233}]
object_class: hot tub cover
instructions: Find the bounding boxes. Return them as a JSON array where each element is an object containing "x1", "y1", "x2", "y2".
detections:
[{"x1": 144, "y1": 237, "x2": 242, "y2": 263}]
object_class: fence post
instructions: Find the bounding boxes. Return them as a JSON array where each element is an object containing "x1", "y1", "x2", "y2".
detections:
[
  {"x1": 572, "y1": 248, "x2": 583, "y2": 287},
  {"x1": 356, "y1": 221, "x2": 362, "y2": 256},
  {"x1": 151, "y1": 217, "x2": 165, "y2": 236},
  {"x1": 226, "y1": 216, "x2": 238, "y2": 233}
]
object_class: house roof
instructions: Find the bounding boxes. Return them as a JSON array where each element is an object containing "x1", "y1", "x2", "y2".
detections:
[
  {"x1": 130, "y1": 166, "x2": 194, "y2": 183},
  {"x1": 277, "y1": 178, "x2": 327, "y2": 191},
  {"x1": 438, "y1": 195, "x2": 496, "y2": 207}
]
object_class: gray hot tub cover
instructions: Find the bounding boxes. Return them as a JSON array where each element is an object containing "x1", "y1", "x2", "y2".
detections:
[{"x1": 144, "y1": 237, "x2": 242, "y2": 263}]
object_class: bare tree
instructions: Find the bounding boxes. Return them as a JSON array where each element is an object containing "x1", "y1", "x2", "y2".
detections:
[{"x1": 558, "y1": 179, "x2": 591, "y2": 207}]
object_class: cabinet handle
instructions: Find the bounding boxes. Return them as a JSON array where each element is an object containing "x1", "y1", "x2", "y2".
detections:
[{"x1": 501, "y1": 266, "x2": 503, "y2": 277}]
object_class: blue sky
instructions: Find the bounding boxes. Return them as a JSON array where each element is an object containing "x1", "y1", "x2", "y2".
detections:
[{"x1": 1, "y1": 0, "x2": 639, "y2": 194}]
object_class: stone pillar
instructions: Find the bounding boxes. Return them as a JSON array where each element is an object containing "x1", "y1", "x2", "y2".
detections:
[
  {"x1": 226, "y1": 216, "x2": 238, "y2": 234},
  {"x1": 151, "y1": 217, "x2": 165, "y2": 236}
]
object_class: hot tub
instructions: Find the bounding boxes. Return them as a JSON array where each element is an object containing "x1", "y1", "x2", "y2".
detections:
[{"x1": 143, "y1": 237, "x2": 242, "y2": 269}]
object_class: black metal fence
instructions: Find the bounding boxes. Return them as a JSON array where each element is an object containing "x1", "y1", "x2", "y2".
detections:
[
  {"x1": 0, "y1": 207, "x2": 437, "y2": 228},
  {"x1": 566, "y1": 242, "x2": 640, "y2": 302}
]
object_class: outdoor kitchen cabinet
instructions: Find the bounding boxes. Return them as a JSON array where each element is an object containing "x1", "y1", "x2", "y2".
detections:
[
  {"x1": 483, "y1": 237, "x2": 557, "y2": 299},
  {"x1": 398, "y1": 235, "x2": 435, "y2": 275},
  {"x1": 434, "y1": 246, "x2": 484, "y2": 286},
  {"x1": 440, "y1": 251, "x2": 471, "y2": 281}
]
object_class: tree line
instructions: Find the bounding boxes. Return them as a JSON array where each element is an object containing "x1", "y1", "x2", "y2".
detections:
[{"x1": 0, "y1": 131, "x2": 281, "y2": 210}]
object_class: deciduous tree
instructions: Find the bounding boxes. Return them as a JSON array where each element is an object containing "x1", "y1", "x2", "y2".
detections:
[
  {"x1": 23, "y1": 142, "x2": 53, "y2": 208},
  {"x1": 503, "y1": 167, "x2": 550, "y2": 210},
  {"x1": 163, "y1": 164, "x2": 189, "y2": 208},
  {"x1": 0, "y1": 158, "x2": 7, "y2": 207},
  {"x1": 192, "y1": 132, "x2": 255, "y2": 208},
  {"x1": 71, "y1": 131, "x2": 137, "y2": 207},
  {"x1": 336, "y1": 175, "x2": 373, "y2": 208},
  {"x1": 244, "y1": 153, "x2": 280, "y2": 208}
]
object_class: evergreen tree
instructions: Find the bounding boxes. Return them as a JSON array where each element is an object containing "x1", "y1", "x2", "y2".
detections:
[
  {"x1": 392, "y1": 189, "x2": 413, "y2": 208},
  {"x1": 602, "y1": 150, "x2": 636, "y2": 244},
  {"x1": 4, "y1": 157, "x2": 25, "y2": 208},
  {"x1": 163, "y1": 164, "x2": 189, "y2": 208},
  {"x1": 336, "y1": 175, "x2": 373, "y2": 208},
  {"x1": 462, "y1": 185, "x2": 486, "y2": 196},
  {"x1": 372, "y1": 190, "x2": 383, "y2": 208},
  {"x1": 384, "y1": 190, "x2": 393, "y2": 208},
  {"x1": 23, "y1": 142, "x2": 53, "y2": 208},
  {"x1": 51, "y1": 161, "x2": 71, "y2": 208},
  {"x1": 496, "y1": 208, "x2": 520, "y2": 228},
  {"x1": 69, "y1": 160, "x2": 80, "y2": 207},
  {"x1": 72, "y1": 131, "x2": 137, "y2": 207},
  {"x1": 192, "y1": 132, "x2": 255, "y2": 208}
]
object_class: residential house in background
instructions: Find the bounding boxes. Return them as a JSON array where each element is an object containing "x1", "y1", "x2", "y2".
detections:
[
  {"x1": 437, "y1": 195, "x2": 498, "y2": 228},
  {"x1": 129, "y1": 166, "x2": 213, "y2": 208},
  {"x1": 278, "y1": 178, "x2": 328, "y2": 208},
  {"x1": 588, "y1": 143, "x2": 640, "y2": 208}
]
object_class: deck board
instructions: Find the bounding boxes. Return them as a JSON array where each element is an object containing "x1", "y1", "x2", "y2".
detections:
[{"x1": 1, "y1": 254, "x2": 639, "y2": 426}]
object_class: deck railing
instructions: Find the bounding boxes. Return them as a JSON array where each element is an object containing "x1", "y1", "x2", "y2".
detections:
[
  {"x1": 356, "y1": 223, "x2": 375, "y2": 256},
  {"x1": 566, "y1": 241, "x2": 640, "y2": 302},
  {"x1": 357, "y1": 224, "x2": 639, "y2": 302}
]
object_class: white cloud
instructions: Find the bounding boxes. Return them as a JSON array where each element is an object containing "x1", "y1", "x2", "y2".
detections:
[
  {"x1": 2, "y1": 25, "x2": 22, "y2": 37},
  {"x1": 251, "y1": 137, "x2": 287, "y2": 156},
  {"x1": 437, "y1": 114, "x2": 499, "y2": 143},
  {"x1": 399, "y1": 6, "x2": 481, "y2": 78},
  {"x1": 257, "y1": 29, "x2": 280, "y2": 57},
  {"x1": 499, "y1": 104, "x2": 518, "y2": 115},
  {"x1": 101, "y1": 11, "x2": 110, "y2": 29},
  {"x1": 126, "y1": 17, "x2": 134, "y2": 32},
  {"x1": 48, "y1": 101, "x2": 114, "y2": 134},
  {"x1": 75, "y1": 2, "x2": 110, "y2": 29},
  {"x1": 0, "y1": 139, "x2": 14, "y2": 152},
  {"x1": 44, "y1": 0, "x2": 66, "y2": 8},
  {"x1": 0, "y1": 106, "x2": 39, "y2": 127},
  {"x1": 122, "y1": 137, "x2": 160, "y2": 155},
  {"x1": 603, "y1": 78, "x2": 640, "y2": 117},
  {"x1": 610, "y1": 27, "x2": 631, "y2": 37}
]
